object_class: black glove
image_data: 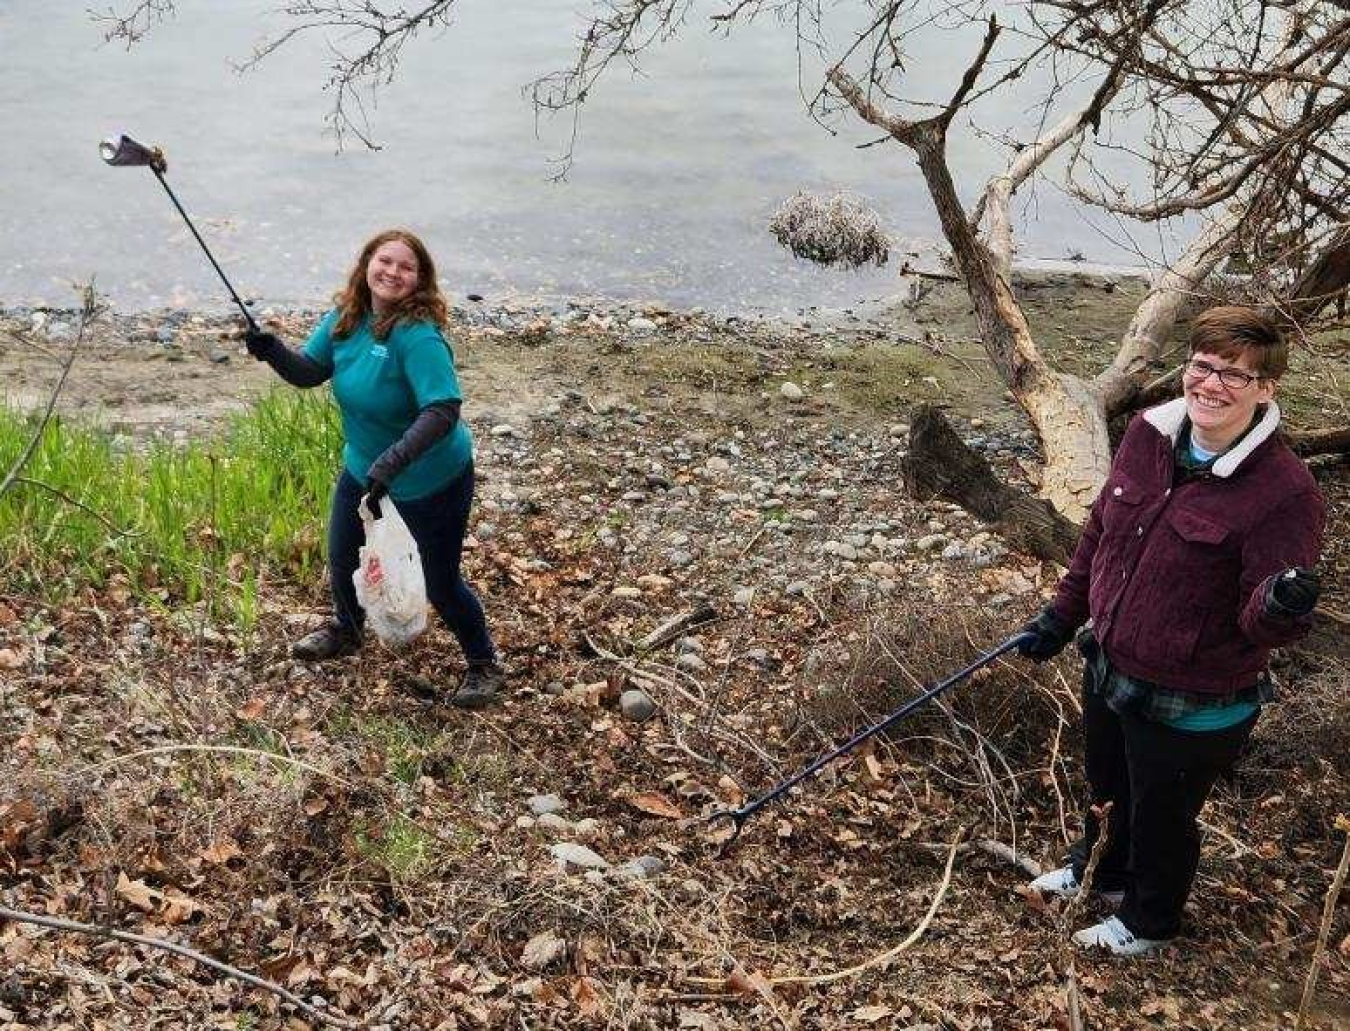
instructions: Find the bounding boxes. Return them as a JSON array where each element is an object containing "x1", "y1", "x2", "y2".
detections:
[
  {"x1": 363, "y1": 475, "x2": 389, "y2": 519},
  {"x1": 1016, "y1": 606, "x2": 1075, "y2": 663},
  {"x1": 244, "y1": 329, "x2": 281, "y2": 360},
  {"x1": 1264, "y1": 567, "x2": 1321, "y2": 618}
]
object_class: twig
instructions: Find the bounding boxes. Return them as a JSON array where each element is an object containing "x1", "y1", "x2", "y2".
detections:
[
  {"x1": 912, "y1": 836, "x2": 1042, "y2": 876},
  {"x1": 636, "y1": 604, "x2": 719, "y2": 651},
  {"x1": 1296, "y1": 814, "x2": 1350, "y2": 1031},
  {"x1": 768, "y1": 826, "x2": 965, "y2": 985},
  {"x1": 0, "y1": 905, "x2": 357, "y2": 1027},
  {"x1": 1061, "y1": 802, "x2": 1112, "y2": 1031},
  {"x1": 738, "y1": 524, "x2": 768, "y2": 559},
  {"x1": 9, "y1": 477, "x2": 145, "y2": 537},
  {"x1": 79, "y1": 744, "x2": 452, "y2": 847},
  {"x1": 972, "y1": 837, "x2": 1042, "y2": 877},
  {"x1": 82, "y1": 744, "x2": 354, "y2": 787},
  {"x1": 0, "y1": 283, "x2": 98, "y2": 500}
]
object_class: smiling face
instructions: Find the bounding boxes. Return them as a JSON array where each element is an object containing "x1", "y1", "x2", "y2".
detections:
[
  {"x1": 365, "y1": 239, "x2": 421, "y2": 313},
  {"x1": 1183, "y1": 349, "x2": 1276, "y2": 452}
]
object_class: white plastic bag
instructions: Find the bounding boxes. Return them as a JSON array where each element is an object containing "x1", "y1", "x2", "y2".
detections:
[{"x1": 353, "y1": 496, "x2": 428, "y2": 647}]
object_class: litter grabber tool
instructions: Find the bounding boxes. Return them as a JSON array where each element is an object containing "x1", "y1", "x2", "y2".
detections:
[
  {"x1": 705, "y1": 631, "x2": 1035, "y2": 854},
  {"x1": 99, "y1": 134, "x2": 260, "y2": 333}
]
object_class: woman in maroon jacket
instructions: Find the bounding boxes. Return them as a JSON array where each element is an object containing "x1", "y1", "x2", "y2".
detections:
[{"x1": 1018, "y1": 306, "x2": 1325, "y2": 955}]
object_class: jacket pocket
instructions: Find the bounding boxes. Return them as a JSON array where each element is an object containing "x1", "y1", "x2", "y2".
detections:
[
  {"x1": 1100, "y1": 474, "x2": 1144, "y2": 535},
  {"x1": 1165, "y1": 507, "x2": 1229, "y2": 545}
]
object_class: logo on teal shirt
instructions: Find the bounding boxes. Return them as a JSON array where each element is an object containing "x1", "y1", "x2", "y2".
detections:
[{"x1": 370, "y1": 344, "x2": 389, "y2": 359}]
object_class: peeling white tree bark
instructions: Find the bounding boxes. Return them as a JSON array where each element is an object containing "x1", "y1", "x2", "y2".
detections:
[{"x1": 1095, "y1": 212, "x2": 1242, "y2": 415}]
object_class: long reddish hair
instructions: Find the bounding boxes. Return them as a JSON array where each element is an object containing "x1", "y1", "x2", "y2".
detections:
[{"x1": 333, "y1": 229, "x2": 449, "y2": 340}]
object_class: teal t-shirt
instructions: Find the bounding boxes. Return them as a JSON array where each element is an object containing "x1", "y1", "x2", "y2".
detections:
[{"x1": 303, "y1": 310, "x2": 473, "y2": 500}]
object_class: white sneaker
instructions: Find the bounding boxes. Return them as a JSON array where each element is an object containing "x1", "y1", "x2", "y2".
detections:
[
  {"x1": 1028, "y1": 866, "x2": 1124, "y2": 905},
  {"x1": 1072, "y1": 916, "x2": 1167, "y2": 956}
]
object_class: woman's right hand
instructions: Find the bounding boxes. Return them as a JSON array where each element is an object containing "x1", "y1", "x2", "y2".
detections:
[
  {"x1": 244, "y1": 329, "x2": 281, "y2": 360},
  {"x1": 1016, "y1": 606, "x2": 1075, "y2": 662}
]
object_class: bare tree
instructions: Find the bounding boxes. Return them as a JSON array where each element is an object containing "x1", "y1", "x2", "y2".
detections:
[{"x1": 100, "y1": 1, "x2": 1350, "y2": 530}]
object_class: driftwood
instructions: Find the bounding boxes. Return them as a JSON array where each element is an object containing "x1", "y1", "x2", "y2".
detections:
[{"x1": 902, "y1": 405, "x2": 1080, "y2": 566}]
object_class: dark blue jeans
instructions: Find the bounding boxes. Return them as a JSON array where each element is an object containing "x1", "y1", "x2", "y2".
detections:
[{"x1": 329, "y1": 465, "x2": 495, "y2": 664}]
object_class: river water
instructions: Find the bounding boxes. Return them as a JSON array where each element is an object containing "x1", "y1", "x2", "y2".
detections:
[{"x1": 1, "y1": 1, "x2": 1168, "y2": 315}]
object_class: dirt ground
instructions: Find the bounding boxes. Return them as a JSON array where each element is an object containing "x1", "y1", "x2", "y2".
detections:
[{"x1": 2, "y1": 280, "x2": 1349, "y2": 1030}]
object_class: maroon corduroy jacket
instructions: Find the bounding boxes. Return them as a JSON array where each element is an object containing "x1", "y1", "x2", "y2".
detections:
[{"x1": 1051, "y1": 398, "x2": 1325, "y2": 695}]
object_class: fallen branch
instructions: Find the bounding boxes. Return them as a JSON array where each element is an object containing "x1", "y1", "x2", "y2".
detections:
[
  {"x1": 1296, "y1": 814, "x2": 1350, "y2": 1031},
  {"x1": 913, "y1": 836, "x2": 1042, "y2": 876},
  {"x1": 636, "y1": 603, "x2": 719, "y2": 651},
  {"x1": 0, "y1": 905, "x2": 358, "y2": 1028}
]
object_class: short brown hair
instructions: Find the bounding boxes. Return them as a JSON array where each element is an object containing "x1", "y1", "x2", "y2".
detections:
[{"x1": 1188, "y1": 305, "x2": 1288, "y2": 379}]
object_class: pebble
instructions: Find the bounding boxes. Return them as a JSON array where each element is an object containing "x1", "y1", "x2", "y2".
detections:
[
  {"x1": 615, "y1": 855, "x2": 667, "y2": 881},
  {"x1": 779, "y1": 381, "x2": 804, "y2": 400},
  {"x1": 619, "y1": 689, "x2": 656, "y2": 722},
  {"x1": 573, "y1": 818, "x2": 601, "y2": 841},
  {"x1": 527, "y1": 794, "x2": 567, "y2": 816},
  {"x1": 675, "y1": 652, "x2": 708, "y2": 673},
  {"x1": 628, "y1": 316, "x2": 658, "y2": 333},
  {"x1": 550, "y1": 843, "x2": 610, "y2": 870}
]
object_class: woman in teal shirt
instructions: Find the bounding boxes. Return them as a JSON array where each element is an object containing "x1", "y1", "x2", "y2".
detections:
[{"x1": 245, "y1": 229, "x2": 502, "y2": 709}]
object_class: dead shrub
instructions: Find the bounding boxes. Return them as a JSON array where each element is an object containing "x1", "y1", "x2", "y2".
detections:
[{"x1": 768, "y1": 190, "x2": 890, "y2": 268}]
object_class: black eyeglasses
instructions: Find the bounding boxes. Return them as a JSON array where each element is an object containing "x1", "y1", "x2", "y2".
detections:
[{"x1": 1182, "y1": 359, "x2": 1265, "y2": 390}]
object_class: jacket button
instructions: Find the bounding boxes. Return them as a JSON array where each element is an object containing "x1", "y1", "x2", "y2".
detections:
[
  {"x1": 1112, "y1": 486, "x2": 1123, "y2": 497},
  {"x1": 1137, "y1": 526, "x2": 1144, "y2": 536}
]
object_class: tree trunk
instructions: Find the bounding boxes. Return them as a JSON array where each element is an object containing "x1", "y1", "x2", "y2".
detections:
[
  {"x1": 902, "y1": 405, "x2": 1081, "y2": 566},
  {"x1": 909, "y1": 128, "x2": 1112, "y2": 521}
]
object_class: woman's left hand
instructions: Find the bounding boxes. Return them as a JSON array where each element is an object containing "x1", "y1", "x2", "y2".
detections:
[
  {"x1": 1264, "y1": 567, "x2": 1321, "y2": 617},
  {"x1": 363, "y1": 475, "x2": 389, "y2": 519}
]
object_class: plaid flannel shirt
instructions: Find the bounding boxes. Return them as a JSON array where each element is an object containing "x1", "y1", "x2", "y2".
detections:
[{"x1": 1078, "y1": 626, "x2": 1275, "y2": 723}]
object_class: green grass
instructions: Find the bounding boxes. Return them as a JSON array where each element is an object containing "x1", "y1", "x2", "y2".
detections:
[
  {"x1": 0, "y1": 388, "x2": 341, "y2": 625},
  {"x1": 354, "y1": 813, "x2": 469, "y2": 882}
]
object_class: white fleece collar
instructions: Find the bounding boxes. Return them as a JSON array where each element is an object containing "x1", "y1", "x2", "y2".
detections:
[{"x1": 1142, "y1": 396, "x2": 1281, "y2": 478}]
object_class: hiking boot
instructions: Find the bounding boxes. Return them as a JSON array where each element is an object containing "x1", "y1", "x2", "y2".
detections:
[
  {"x1": 291, "y1": 621, "x2": 360, "y2": 661},
  {"x1": 1072, "y1": 916, "x2": 1168, "y2": 956},
  {"x1": 1029, "y1": 865, "x2": 1125, "y2": 906},
  {"x1": 451, "y1": 661, "x2": 505, "y2": 710}
]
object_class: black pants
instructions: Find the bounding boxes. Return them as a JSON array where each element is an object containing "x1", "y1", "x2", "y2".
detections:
[
  {"x1": 1068, "y1": 683, "x2": 1256, "y2": 940},
  {"x1": 328, "y1": 465, "x2": 495, "y2": 664}
]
